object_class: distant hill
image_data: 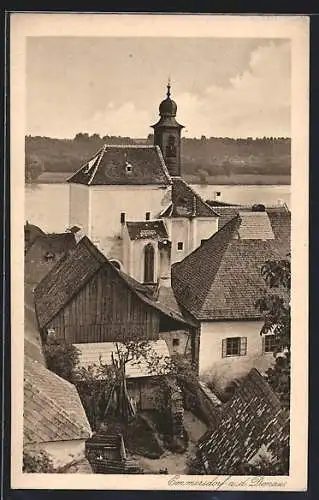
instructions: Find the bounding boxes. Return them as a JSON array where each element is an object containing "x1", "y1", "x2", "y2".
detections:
[{"x1": 25, "y1": 134, "x2": 291, "y2": 185}]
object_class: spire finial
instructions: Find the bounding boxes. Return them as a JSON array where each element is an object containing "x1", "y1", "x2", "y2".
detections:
[{"x1": 167, "y1": 77, "x2": 171, "y2": 98}]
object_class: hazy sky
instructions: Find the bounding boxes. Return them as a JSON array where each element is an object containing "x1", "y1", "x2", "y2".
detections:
[{"x1": 26, "y1": 37, "x2": 291, "y2": 139}]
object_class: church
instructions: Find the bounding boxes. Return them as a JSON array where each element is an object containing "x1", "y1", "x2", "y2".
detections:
[
  {"x1": 28, "y1": 82, "x2": 290, "y2": 386},
  {"x1": 67, "y1": 82, "x2": 220, "y2": 286}
]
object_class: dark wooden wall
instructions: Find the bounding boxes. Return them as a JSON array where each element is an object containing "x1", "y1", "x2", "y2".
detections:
[{"x1": 47, "y1": 266, "x2": 160, "y2": 343}]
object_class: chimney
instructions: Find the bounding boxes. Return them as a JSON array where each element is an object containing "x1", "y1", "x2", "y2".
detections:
[{"x1": 214, "y1": 191, "x2": 222, "y2": 201}]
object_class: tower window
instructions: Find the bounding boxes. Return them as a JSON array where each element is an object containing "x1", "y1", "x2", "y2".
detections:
[
  {"x1": 120, "y1": 212, "x2": 126, "y2": 224},
  {"x1": 177, "y1": 242, "x2": 183, "y2": 251},
  {"x1": 146, "y1": 212, "x2": 151, "y2": 221}
]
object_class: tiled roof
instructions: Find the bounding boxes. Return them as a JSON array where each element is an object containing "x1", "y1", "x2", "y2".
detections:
[
  {"x1": 25, "y1": 223, "x2": 45, "y2": 252},
  {"x1": 156, "y1": 286, "x2": 182, "y2": 316},
  {"x1": 237, "y1": 212, "x2": 275, "y2": 240},
  {"x1": 126, "y1": 220, "x2": 168, "y2": 241},
  {"x1": 35, "y1": 236, "x2": 194, "y2": 330},
  {"x1": 74, "y1": 339, "x2": 171, "y2": 378},
  {"x1": 26, "y1": 232, "x2": 77, "y2": 256},
  {"x1": 67, "y1": 145, "x2": 171, "y2": 186},
  {"x1": 161, "y1": 178, "x2": 219, "y2": 218},
  {"x1": 172, "y1": 208, "x2": 290, "y2": 321},
  {"x1": 24, "y1": 356, "x2": 91, "y2": 445},
  {"x1": 24, "y1": 285, "x2": 45, "y2": 365},
  {"x1": 198, "y1": 369, "x2": 289, "y2": 474}
]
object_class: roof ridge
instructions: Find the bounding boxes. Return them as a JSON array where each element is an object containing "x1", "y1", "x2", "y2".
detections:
[
  {"x1": 174, "y1": 214, "x2": 240, "y2": 266},
  {"x1": 172, "y1": 215, "x2": 241, "y2": 318},
  {"x1": 66, "y1": 147, "x2": 104, "y2": 183},
  {"x1": 155, "y1": 145, "x2": 172, "y2": 183},
  {"x1": 88, "y1": 145, "x2": 106, "y2": 185},
  {"x1": 172, "y1": 177, "x2": 219, "y2": 217}
]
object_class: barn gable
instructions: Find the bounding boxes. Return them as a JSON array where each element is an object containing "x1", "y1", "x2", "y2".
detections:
[{"x1": 34, "y1": 236, "x2": 193, "y2": 343}]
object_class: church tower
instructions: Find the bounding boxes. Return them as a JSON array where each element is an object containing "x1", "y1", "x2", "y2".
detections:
[{"x1": 151, "y1": 81, "x2": 184, "y2": 177}]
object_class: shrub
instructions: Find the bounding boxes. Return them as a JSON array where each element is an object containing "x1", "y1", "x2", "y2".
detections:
[
  {"x1": 23, "y1": 449, "x2": 55, "y2": 473},
  {"x1": 43, "y1": 338, "x2": 80, "y2": 383}
]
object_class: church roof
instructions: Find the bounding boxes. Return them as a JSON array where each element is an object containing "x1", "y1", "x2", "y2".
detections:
[
  {"x1": 172, "y1": 207, "x2": 290, "y2": 321},
  {"x1": 67, "y1": 144, "x2": 171, "y2": 186},
  {"x1": 161, "y1": 178, "x2": 219, "y2": 218},
  {"x1": 126, "y1": 220, "x2": 168, "y2": 241}
]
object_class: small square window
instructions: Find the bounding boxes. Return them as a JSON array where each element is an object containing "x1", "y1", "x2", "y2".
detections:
[
  {"x1": 222, "y1": 337, "x2": 247, "y2": 357},
  {"x1": 177, "y1": 242, "x2": 183, "y2": 251},
  {"x1": 263, "y1": 334, "x2": 277, "y2": 353},
  {"x1": 201, "y1": 239, "x2": 207, "y2": 246},
  {"x1": 146, "y1": 212, "x2": 151, "y2": 221},
  {"x1": 120, "y1": 212, "x2": 125, "y2": 224},
  {"x1": 172, "y1": 338, "x2": 180, "y2": 347}
]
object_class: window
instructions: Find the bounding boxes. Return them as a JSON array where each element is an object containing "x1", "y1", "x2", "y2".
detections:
[
  {"x1": 201, "y1": 239, "x2": 207, "y2": 246},
  {"x1": 177, "y1": 242, "x2": 183, "y2": 251},
  {"x1": 263, "y1": 334, "x2": 277, "y2": 353},
  {"x1": 125, "y1": 162, "x2": 133, "y2": 174},
  {"x1": 144, "y1": 243, "x2": 155, "y2": 283},
  {"x1": 222, "y1": 337, "x2": 247, "y2": 358},
  {"x1": 145, "y1": 212, "x2": 151, "y2": 221},
  {"x1": 172, "y1": 338, "x2": 180, "y2": 348},
  {"x1": 120, "y1": 212, "x2": 125, "y2": 224},
  {"x1": 44, "y1": 251, "x2": 55, "y2": 263}
]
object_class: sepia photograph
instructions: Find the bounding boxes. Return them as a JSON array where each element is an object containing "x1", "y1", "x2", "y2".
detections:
[{"x1": 10, "y1": 13, "x2": 309, "y2": 491}]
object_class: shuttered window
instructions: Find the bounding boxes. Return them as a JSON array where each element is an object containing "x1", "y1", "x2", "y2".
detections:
[
  {"x1": 262, "y1": 334, "x2": 276, "y2": 353},
  {"x1": 222, "y1": 337, "x2": 247, "y2": 358}
]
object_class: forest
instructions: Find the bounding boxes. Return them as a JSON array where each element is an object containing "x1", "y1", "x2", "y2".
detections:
[{"x1": 25, "y1": 134, "x2": 291, "y2": 185}]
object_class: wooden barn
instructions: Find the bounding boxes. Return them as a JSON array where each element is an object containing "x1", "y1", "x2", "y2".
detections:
[{"x1": 34, "y1": 236, "x2": 198, "y2": 357}]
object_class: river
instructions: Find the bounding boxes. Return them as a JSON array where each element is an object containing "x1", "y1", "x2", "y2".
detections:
[{"x1": 25, "y1": 183, "x2": 291, "y2": 233}]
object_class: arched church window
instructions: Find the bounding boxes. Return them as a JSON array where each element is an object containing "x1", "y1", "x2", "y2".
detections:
[
  {"x1": 144, "y1": 243, "x2": 155, "y2": 283},
  {"x1": 166, "y1": 135, "x2": 177, "y2": 157}
]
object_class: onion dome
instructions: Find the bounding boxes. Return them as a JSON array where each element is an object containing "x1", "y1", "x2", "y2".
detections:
[{"x1": 159, "y1": 81, "x2": 177, "y2": 117}]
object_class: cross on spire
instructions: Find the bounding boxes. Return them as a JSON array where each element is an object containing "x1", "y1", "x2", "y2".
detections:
[{"x1": 167, "y1": 77, "x2": 171, "y2": 98}]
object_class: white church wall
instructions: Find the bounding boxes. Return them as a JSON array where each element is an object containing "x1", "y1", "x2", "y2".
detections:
[
  {"x1": 169, "y1": 218, "x2": 190, "y2": 264},
  {"x1": 89, "y1": 185, "x2": 169, "y2": 257},
  {"x1": 130, "y1": 238, "x2": 160, "y2": 283},
  {"x1": 196, "y1": 218, "x2": 219, "y2": 248},
  {"x1": 69, "y1": 183, "x2": 90, "y2": 235}
]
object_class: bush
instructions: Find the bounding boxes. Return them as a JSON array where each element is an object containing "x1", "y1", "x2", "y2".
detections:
[
  {"x1": 23, "y1": 449, "x2": 55, "y2": 473},
  {"x1": 43, "y1": 338, "x2": 79, "y2": 383}
]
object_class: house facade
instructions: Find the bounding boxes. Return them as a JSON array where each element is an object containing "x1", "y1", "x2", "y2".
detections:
[{"x1": 172, "y1": 206, "x2": 291, "y2": 389}]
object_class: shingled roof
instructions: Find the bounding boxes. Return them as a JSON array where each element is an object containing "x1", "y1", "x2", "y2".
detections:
[
  {"x1": 198, "y1": 368, "x2": 290, "y2": 475},
  {"x1": 67, "y1": 144, "x2": 171, "y2": 186},
  {"x1": 160, "y1": 178, "x2": 219, "y2": 218},
  {"x1": 126, "y1": 220, "x2": 168, "y2": 241},
  {"x1": 172, "y1": 207, "x2": 290, "y2": 321},
  {"x1": 34, "y1": 236, "x2": 194, "y2": 330},
  {"x1": 24, "y1": 356, "x2": 91, "y2": 445}
]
